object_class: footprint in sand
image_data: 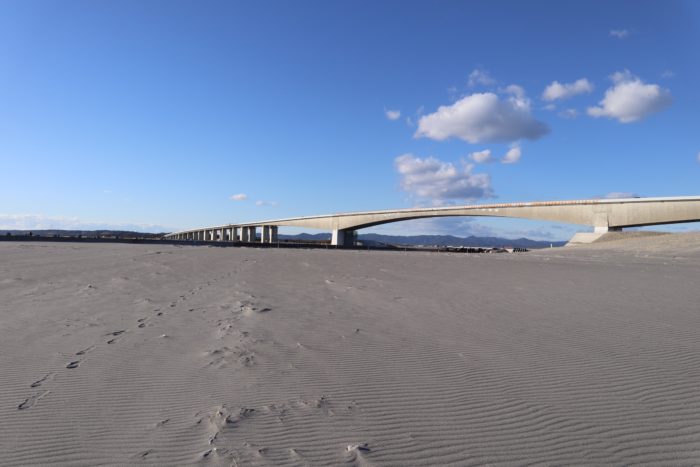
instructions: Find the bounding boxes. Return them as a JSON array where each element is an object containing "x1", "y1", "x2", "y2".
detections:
[
  {"x1": 106, "y1": 330, "x2": 126, "y2": 344},
  {"x1": 346, "y1": 442, "x2": 371, "y2": 453},
  {"x1": 137, "y1": 317, "x2": 148, "y2": 328},
  {"x1": 18, "y1": 390, "x2": 50, "y2": 410},
  {"x1": 155, "y1": 418, "x2": 170, "y2": 427},
  {"x1": 76, "y1": 345, "x2": 95, "y2": 356},
  {"x1": 66, "y1": 360, "x2": 81, "y2": 369},
  {"x1": 30, "y1": 372, "x2": 55, "y2": 388}
]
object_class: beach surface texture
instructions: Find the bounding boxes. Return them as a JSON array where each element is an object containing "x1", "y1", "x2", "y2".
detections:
[{"x1": 2, "y1": 235, "x2": 700, "y2": 465}]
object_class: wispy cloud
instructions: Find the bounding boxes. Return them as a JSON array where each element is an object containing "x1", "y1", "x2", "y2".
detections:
[
  {"x1": 0, "y1": 214, "x2": 172, "y2": 233},
  {"x1": 255, "y1": 200, "x2": 278, "y2": 206},
  {"x1": 468, "y1": 149, "x2": 494, "y2": 164},
  {"x1": 609, "y1": 29, "x2": 629, "y2": 39},
  {"x1": 230, "y1": 193, "x2": 248, "y2": 201},
  {"x1": 469, "y1": 144, "x2": 522, "y2": 164},
  {"x1": 558, "y1": 108, "x2": 578, "y2": 119},
  {"x1": 542, "y1": 78, "x2": 593, "y2": 101},
  {"x1": 501, "y1": 144, "x2": 521, "y2": 164},
  {"x1": 467, "y1": 68, "x2": 496, "y2": 87},
  {"x1": 604, "y1": 192, "x2": 640, "y2": 199},
  {"x1": 385, "y1": 109, "x2": 401, "y2": 121}
]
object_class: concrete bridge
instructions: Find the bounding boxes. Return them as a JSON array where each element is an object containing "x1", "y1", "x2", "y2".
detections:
[{"x1": 163, "y1": 196, "x2": 700, "y2": 246}]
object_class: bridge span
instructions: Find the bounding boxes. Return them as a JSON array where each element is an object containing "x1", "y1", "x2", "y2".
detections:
[{"x1": 163, "y1": 196, "x2": 700, "y2": 246}]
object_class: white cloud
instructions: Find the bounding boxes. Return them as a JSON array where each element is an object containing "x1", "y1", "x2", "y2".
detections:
[
  {"x1": 587, "y1": 71, "x2": 672, "y2": 123},
  {"x1": 609, "y1": 29, "x2": 629, "y2": 39},
  {"x1": 661, "y1": 70, "x2": 675, "y2": 78},
  {"x1": 542, "y1": 78, "x2": 593, "y2": 101},
  {"x1": 501, "y1": 145, "x2": 521, "y2": 164},
  {"x1": 415, "y1": 92, "x2": 548, "y2": 143},
  {"x1": 469, "y1": 145, "x2": 522, "y2": 164},
  {"x1": 467, "y1": 68, "x2": 496, "y2": 87},
  {"x1": 604, "y1": 192, "x2": 640, "y2": 199},
  {"x1": 558, "y1": 108, "x2": 578, "y2": 119},
  {"x1": 230, "y1": 193, "x2": 248, "y2": 201},
  {"x1": 385, "y1": 109, "x2": 401, "y2": 121},
  {"x1": 468, "y1": 149, "x2": 494, "y2": 164},
  {"x1": 395, "y1": 154, "x2": 493, "y2": 201},
  {"x1": 0, "y1": 214, "x2": 171, "y2": 233},
  {"x1": 504, "y1": 84, "x2": 525, "y2": 99},
  {"x1": 255, "y1": 200, "x2": 278, "y2": 206}
]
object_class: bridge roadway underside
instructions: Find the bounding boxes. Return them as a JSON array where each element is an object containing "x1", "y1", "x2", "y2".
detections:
[{"x1": 163, "y1": 196, "x2": 700, "y2": 246}]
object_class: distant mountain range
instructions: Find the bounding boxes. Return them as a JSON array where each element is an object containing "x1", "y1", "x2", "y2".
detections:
[
  {"x1": 1, "y1": 230, "x2": 566, "y2": 249},
  {"x1": 0, "y1": 229, "x2": 164, "y2": 238},
  {"x1": 281, "y1": 233, "x2": 566, "y2": 249}
]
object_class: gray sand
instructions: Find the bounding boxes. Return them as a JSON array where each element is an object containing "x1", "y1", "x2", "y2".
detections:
[{"x1": 2, "y1": 236, "x2": 700, "y2": 465}]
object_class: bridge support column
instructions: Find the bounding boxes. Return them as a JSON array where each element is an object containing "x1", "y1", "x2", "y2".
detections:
[
  {"x1": 331, "y1": 229, "x2": 356, "y2": 247},
  {"x1": 232, "y1": 227, "x2": 239, "y2": 242},
  {"x1": 258, "y1": 226, "x2": 278, "y2": 243},
  {"x1": 241, "y1": 226, "x2": 256, "y2": 242}
]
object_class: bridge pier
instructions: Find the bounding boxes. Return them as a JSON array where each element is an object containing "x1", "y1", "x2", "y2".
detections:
[
  {"x1": 331, "y1": 229, "x2": 356, "y2": 247},
  {"x1": 240, "y1": 226, "x2": 256, "y2": 243},
  {"x1": 259, "y1": 226, "x2": 279, "y2": 244}
]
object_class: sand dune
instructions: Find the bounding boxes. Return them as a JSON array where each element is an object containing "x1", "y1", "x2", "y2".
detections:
[{"x1": 2, "y1": 238, "x2": 700, "y2": 465}]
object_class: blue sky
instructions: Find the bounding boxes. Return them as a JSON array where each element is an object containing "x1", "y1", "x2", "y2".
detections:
[{"x1": 1, "y1": 0, "x2": 699, "y2": 239}]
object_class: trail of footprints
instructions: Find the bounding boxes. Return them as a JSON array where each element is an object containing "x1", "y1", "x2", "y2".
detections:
[
  {"x1": 16, "y1": 270, "x2": 240, "y2": 412},
  {"x1": 17, "y1": 307, "x2": 165, "y2": 410}
]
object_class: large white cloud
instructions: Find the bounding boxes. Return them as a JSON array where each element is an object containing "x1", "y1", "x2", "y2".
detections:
[
  {"x1": 542, "y1": 78, "x2": 593, "y2": 101},
  {"x1": 415, "y1": 92, "x2": 548, "y2": 143},
  {"x1": 587, "y1": 71, "x2": 672, "y2": 123},
  {"x1": 395, "y1": 154, "x2": 493, "y2": 201}
]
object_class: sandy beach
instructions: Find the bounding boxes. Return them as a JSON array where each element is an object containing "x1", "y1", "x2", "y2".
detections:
[{"x1": 2, "y1": 236, "x2": 700, "y2": 466}]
